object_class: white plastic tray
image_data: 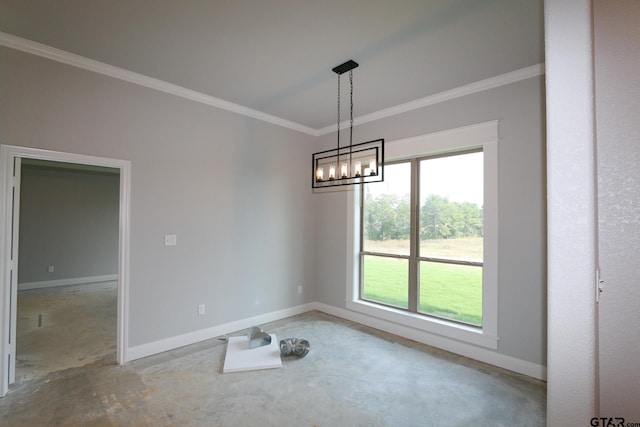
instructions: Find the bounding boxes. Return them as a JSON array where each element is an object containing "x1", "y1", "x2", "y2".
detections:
[{"x1": 222, "y1": 333, "x2": 282, "y2": 373}]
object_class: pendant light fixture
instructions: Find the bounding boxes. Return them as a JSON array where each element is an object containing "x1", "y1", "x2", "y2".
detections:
[{"x1": 312, "y1": 60, "x2": 384, "y2": 188}]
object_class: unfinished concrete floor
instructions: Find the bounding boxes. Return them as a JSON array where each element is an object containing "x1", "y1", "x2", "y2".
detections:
[
  {"x1": 15, "y1": 281, "x2": 117, "y2": 381},
  {"x1": 1, "y1": 306, "x2": 545, "y2": 426}
]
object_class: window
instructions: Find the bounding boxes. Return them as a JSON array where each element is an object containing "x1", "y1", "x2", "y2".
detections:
[
  {"x1": 361, "y1": 151, "x2": 483, "y2": 326},
  {"x1": 345, "y1": 122, "x2": 498, "y2": 349}
]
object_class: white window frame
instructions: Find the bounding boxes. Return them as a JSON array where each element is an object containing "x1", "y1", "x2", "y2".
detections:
[{"x1": 345, "y1": 121, "x2": 499, "y2": 349}]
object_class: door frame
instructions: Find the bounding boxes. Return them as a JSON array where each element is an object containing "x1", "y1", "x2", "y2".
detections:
[{"x1": 0, "y1": 144, "x2": 131, "y2": 397}]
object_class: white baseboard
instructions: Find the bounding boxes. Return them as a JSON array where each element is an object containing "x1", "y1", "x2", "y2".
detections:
[
  {"x1": 311, "y1": 302, "x2": 547, "y2": 381},
  {"x1": 127, "y1": 303, "x2": 315, "y2": 362},
  {"x1": 126, "y1": 300, "x2": 546, "y2": 381},
  {"x1": 18, "y1": 274, "x2": 118, "y2": 291}
]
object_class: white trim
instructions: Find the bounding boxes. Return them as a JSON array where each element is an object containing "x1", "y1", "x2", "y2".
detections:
[
  {"x1": 482, "y1": 139, "x2": 499, "y2": 342},
  {"x1": 127, "y1": 303, "x2": 315, "y2": 361},
  {"x1": 348, "y1": 299, "x2": 497, "y2": 348},
  {"x1": 346, "y1": 121, "x2": 500, "y2": 349},
  {"x1": 313, "y1": 302, "x2": 546, "y2": 381},
  {"x1": 316, "y1": 65, "x2": 545, "y2": 135},
  {"x1": 0, "y1": 145, "x2": 131, "y2": 397},
  {"x1": 386, "y1": 121, "x2": 499, "y2": 159},
  {"x1": 117, "y1": 154, "x2": 132, "y2": 367},
  {"x1": 127, "y1": 301, "x2": 544, "y2": 380},
  {"x1": 0, "y1": 31, "x2": 544, "y2": 137},
  {"x1": 0, "y1": 31, "x2": 317, "y2": 136},
  {"x1": 18, "y1": 274, "x2": 118, "y2": 291},
  {"x1": 1, "y1": 147, "x2": 16, "y2": 396},
  {"x1": 1, "y1": 156, "x2": 20, "y2": 386}
]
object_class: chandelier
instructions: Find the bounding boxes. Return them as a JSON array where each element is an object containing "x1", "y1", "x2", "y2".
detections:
[{"x1": 312, "y1": 60, "x2": 384, "y2": 189}]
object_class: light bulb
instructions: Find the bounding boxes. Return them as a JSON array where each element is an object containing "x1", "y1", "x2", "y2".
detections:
[{"x1": 354, "y1": 161, "x2": 362, "y2": 177}]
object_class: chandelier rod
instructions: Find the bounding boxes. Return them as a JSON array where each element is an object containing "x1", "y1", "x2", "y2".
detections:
[
  {"x1": 349, "y1": 69, "x2": 354, "y2": 175},
  {"x1": 335, "y1": 65, "x2": 356, "y2": 179},
  {"x1": 337, "y1": 70, "x2": 340, "y2": 151}
]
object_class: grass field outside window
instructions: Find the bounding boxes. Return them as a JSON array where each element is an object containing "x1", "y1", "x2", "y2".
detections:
[{"x1": 362, "y1": 238, "x2": 483, "y2": 326}]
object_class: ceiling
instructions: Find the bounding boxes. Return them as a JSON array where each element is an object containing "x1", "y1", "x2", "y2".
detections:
[{"x1": 0, "y1": 0, "x2": 544, "y2": 131}]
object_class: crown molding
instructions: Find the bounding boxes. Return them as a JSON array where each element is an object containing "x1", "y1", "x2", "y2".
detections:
[
  {"x1": 316, "y1": 63, "x2": 546, "y2": 135},
  {"x1": 1, "y1": 31, "x2": 544, "y2": 138},
  {"x1": 0, "y1": 31, "x2": 318, "y2": 136}
]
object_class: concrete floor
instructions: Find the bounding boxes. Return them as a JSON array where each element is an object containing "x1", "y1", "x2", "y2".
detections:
[
  {"x1": 15, "y1": 281, "x2": 117, "y2": 381},
  {"x1": 2, "y1": 288, "x2": 546, "y2": 426}
]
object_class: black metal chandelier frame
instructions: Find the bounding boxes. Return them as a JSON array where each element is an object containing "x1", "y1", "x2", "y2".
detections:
[{"x1": 312, "y1": 60, "x2": 384, "y2": 189}]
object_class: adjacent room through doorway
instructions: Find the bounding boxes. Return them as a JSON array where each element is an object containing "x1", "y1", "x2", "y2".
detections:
[{"x1": 14, "y1": 159, "x2": 120, "y2": 381}]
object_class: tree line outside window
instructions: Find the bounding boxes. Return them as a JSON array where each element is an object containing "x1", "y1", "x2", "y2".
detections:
[{"x1": 363, "y1": 192, "x2": 483, "y2": 242}]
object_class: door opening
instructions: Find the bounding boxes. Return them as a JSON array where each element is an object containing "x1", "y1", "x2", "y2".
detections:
[
  {"x1": 0, "y1": 145, "x2": 131, "y2": 397},
  {"x1": 17, "y1": 159, "x2": 120, "y2": 381}
]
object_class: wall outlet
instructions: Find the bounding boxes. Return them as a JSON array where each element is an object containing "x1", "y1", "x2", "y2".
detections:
[
  {"x1": 48, "y1": 266, "x2": 54, "y2": 273},
  {"x1": 198, "y1": 304, "x2": 205, "y2": 315},
  {"x1": 298, "y1": 285, "x2": 303, "y2": 294},
  {"x1": 165, "y1": 234, "x2": 177, "y2": 246}
]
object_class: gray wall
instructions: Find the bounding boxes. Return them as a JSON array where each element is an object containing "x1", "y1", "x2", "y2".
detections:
[
  {"x1": 313, "y1": 77, "x2": 547, "y2": 366},
  {"x1": 1, "y1": 44, "x2": 546, "y2": 369},
  {"x1": 18, "y1": 163, "x2": 119, "y2": 285},
  {"x1": 0, "y1": 46, "x2": 316, "y2": 347},
  {"x1": 595, "y1": 0, "x2": 640, "y2": 418}
]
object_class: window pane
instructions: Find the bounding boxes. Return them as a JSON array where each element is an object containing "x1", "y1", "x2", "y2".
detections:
[
  {"x1": 419, "y1": 261, "x2": 482, "y2": 326},
  {"x1": 362, "y1": 255, "x2": 408, "y2": 309},
  {"x1": 363, "y1": 162, "x2": 411, "y2": 256},
  {"x1": 419, "y1": 152, "x2": 483, "y2": 263}
]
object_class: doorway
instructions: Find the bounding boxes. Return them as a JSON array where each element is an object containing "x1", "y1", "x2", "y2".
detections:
[
  {"x1": 16, "y1": 159, "x2": 120, "y2": 381},
  {"x1": 0, "y1": 145, "x2": 131, "y2": 397}
]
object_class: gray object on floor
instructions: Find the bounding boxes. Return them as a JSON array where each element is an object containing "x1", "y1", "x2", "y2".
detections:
[
  {"x1": 279, "y1": 337, "x2": 310, "y2": 358},
  {"x1": 3, "y1": 310, "x2": 546, "y2": 426},
  {"x1": 247, "y1": 326, "x2": 272, "y2": 349}
]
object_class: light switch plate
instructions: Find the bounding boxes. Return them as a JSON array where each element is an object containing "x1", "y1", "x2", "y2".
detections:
[{"x1": 165, "y1": 234, "x2": 177, "y2": 246}]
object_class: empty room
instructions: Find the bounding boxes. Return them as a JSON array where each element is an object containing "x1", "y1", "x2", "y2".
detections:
[
  {"x1": 16, "y1": 159, "x2": 120, "y2": 382},
  {"x1": 1, "y1": 1, "x2": 639, "y2": 426}
]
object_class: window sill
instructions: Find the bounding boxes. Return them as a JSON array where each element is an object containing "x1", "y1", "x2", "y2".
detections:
[{"x1": 346, "y1": 299, "x2": 498, "y2": 349}]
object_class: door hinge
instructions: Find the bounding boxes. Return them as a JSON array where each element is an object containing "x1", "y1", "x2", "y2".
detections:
[{"x1": 596, "y1": 269, "x2": 604, "y2": 302}]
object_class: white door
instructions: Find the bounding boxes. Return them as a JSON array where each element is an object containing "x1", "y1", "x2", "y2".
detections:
[{"x1": 1, "y1": 155, "x2": 20, "y2": 393}]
